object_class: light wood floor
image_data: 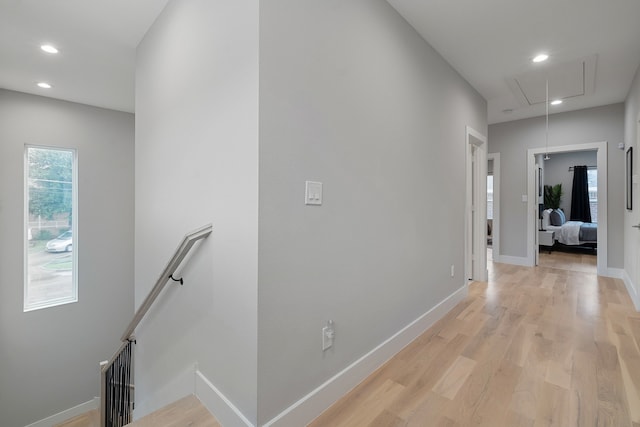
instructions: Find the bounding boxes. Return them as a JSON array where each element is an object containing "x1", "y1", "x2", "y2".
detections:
[
  {"x1": 127, "y1": 395, "x2": 220, "y2": 427},
  {"x1": 55, "y1": 395, "x2": 219, "y2": 427},
  {"x1": 310, "y1": 259, "x2": 640, "y2": 426},
  {"x1": 538, "y1": 248, "x2": 597, "y2": 274},
  {"x1": 54, "y1": 410, "x2": 99, "y2": 427}
]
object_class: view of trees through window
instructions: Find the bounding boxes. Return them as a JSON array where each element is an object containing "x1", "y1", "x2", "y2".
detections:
[{"x1": 25, "y1": 146, "x2": 77, "y2": 311}]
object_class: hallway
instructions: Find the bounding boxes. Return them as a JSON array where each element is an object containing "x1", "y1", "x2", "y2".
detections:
[{"x1": 310, "y1": 260, "x2": 640, "y2": 426}]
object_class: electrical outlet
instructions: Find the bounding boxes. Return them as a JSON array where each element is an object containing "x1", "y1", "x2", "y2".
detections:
[{"x1": 322, "y1": 320, "x2": 334, "y2": 351}]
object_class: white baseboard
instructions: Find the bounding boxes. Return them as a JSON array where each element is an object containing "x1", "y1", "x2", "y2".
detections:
[
  {"x1": 262, "y1": 285, "x2": 469, "y2": 427},
  {"x1": 133, "y1": 366, "x2": 255, "y2": 426},
  {"x1": 604, "y1": 268, "x2": 624, "y2": 279},
  {"x1": 622, "y1": 269, "x2": 640, "y2": 312},
  {"x1": 133, "y1": 364, "x2": 196, "y2": 420},
  {"x1": 496, "y1": 255, "x2": 531, "y2": 267},
  {"x1": 25, "y1": 397, "x2": 99, "y2": 427},
  {"x1": 124, "y1": 285, "x2": 469, "y2": 427},
  {"x1": 195, "y1": 370, "x2": 254, "y2": 427}
]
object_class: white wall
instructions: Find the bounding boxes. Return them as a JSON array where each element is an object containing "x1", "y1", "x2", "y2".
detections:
[
  {"x1": 543, "y1": 150, "x2": 597, "y2": 215},
  {"x1": 257, "y1": 0, "x2": 487, "y2": 423},
  {"x1": 488, "y1": 104, "x2": 625, "y2": 268},
  {"x1": 624, "y1": 64, "x2": 640, "y2": 307},
  {"x1": 0, "y1": 89, "x2": 134, "y2": 427},
  {"x1": 134, "y1": 0, "x2": 259, "y2": 423}
]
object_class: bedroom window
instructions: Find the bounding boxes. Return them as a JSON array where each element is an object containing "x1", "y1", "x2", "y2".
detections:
[
  {"x1": 587, "y1": 169, "x2": 597, "y2": 222},
  {"x1": 24, "y1": 146, "x2": 78, "y2": 311}
]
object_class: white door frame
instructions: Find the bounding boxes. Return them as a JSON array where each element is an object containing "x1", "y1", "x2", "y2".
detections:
[
  {"x1": 526, "y1": 142, "x2": 608, "y2": 275},
  {"x1": 632, "y1": 114, "x2": 640, "y2": 310},
  {"x1": 466, "y1": 126, "x2": 488, "y2": 282},
  {"x1": 488, "y1": 153, "x2": 500, "y2": 263}
]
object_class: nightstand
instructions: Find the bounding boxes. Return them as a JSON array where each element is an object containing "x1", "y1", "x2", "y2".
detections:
[{"x1": 538, "y1": 230, "x2": 555, "y2": 253}]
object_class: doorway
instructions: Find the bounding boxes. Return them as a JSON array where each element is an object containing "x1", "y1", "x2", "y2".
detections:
[
  {"x1": 466, "y1": 126, "x2": 488, "y2": 282},
  {"x1": 526, "y1": 142, "x2": 608, "y2": 275},
  {"x1": 487, "y1": 153, "x2": 500, "y2": 264}
]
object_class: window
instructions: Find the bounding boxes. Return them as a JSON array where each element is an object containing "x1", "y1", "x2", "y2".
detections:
[
  {"x1": 587, "y1": 168, "x2": 597, "y2": 223},
  {"x1": 24, "y1": 146, "x2": 77, "y2": 311}
]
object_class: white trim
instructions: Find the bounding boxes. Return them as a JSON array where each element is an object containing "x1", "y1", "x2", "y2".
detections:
[
  {"x1": 488, "y1": 153, "x2": 500, "y2": 265},
  {"x1": 133, "y1": 364, "x2": 195, "y2": 420},
  {"x1": 23, "y1": 145, "x2": 78, "y2": 312},
  {"x1": 195, "y1": 371, "x2": 254, "y2": 427},
  {"x1": 605, "y1": 268, "x2": 624, "y2": 279},
  {"x1": 24, "y1": 397, "x2": 99, "y2": 427},
  {"x1": 496, "y1": 255, "x2": 531, "y2": 267},
  {"x1": 133, "y1": 366, "x2": 255, "y2": 427},
  {"x1": 263, "y1": 285, "x2": 468, "y2": 427},
  {"x1": 466, "y1": 126, "x2": 488, "y2": 282},
  {"x1": 526, "y1": 142, "x2": 608, "y2": 275},
  {"x1": 622, "y1": 269, "x2": 640, "y2": 311}
]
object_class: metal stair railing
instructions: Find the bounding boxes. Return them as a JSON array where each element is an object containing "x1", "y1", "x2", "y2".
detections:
[{"x1": 99, "y1": 223, "x2": 212, "y2": 427}]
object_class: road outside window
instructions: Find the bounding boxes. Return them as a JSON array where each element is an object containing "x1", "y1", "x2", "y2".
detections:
[{"x1": 25, "y1": 146, "x2": 77, "y2": 311}]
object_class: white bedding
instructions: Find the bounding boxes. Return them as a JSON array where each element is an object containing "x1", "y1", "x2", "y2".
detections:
[
  {"x1": 554, "y1": 221, "x2": 582, "y2": 245},
  {"x1": 547, "y1": 222, "x2": 585, "y2": 245},
  {"x1": 543, "y1": 209, "x2": 576, "y2": 245}
]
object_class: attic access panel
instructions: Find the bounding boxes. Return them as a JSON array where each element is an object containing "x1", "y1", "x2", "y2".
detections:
[{"x1": 507, "y1": 55, "x2": 597, "y2": 106}]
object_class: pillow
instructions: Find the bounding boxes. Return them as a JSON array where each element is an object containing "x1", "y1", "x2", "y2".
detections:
[
  {"x1": 550, "y1": 209, "x2": 565, "y2": 226},
  {"x1": 541, "y1": 209, "x2": 552, "y2": 230}
]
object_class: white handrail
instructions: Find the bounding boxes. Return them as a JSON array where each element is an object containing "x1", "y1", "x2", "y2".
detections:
[{"x1": 121, "y1": 223, "x2": 212, "y2": 341}]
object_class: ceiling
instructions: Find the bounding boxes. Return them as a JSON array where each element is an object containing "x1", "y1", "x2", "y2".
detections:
[
  {"x1": 0, "y1": 0, "x2": 169, "y2": 113},
  {"x1": 1, "y1": 1, "x2": 639, "y2": 123},
  {"x1": 386, "y1": 0, "x2": 640, "y2": 123}
]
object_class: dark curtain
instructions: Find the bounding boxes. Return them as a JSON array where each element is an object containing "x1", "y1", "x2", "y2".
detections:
[{"x1": 570, "y1": 165, "x2": 591, "y2": 222}]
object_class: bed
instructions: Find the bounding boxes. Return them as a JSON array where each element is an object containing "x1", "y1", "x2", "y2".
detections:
[{"x1": 541, "y1": 209, "x2": 597, "y2": 249}]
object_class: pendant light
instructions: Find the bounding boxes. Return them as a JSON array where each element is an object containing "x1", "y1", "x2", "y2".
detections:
[{"x1": 544, "y1": 79, "x2": 550, "y2": 160}]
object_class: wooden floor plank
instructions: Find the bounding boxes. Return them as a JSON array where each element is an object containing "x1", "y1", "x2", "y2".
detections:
[
  {"x1": 569, "y1": 350, "x2": 598, "y2": 427},
  {"x1": 127, "y1": 395, "x2": 220, "y2": 427},
  {"x1": 54, "y1": 410, "x2": 99, "y2": 427},
  {"x1": 432, "y1": 355, "x2": 476, "y2": 399}
]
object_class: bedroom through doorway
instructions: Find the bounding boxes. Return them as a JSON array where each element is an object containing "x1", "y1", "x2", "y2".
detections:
[{"x1": 527, "y1": 142, "x2": 607, "y2": 276}]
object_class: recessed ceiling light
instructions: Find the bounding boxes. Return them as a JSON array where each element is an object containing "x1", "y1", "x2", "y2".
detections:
[
  {"x1": 40, "y1": 44, "x2": 58, "y2": 54},
  {"x1": 533, "y1": 53, "x2": 549, "y2": 63},
  {"x1": 37, "y1": 82, "x2": 52, "y2": 89},
  {"x1": 550, "y1": 99, "x2": 563, "y2": 105}
]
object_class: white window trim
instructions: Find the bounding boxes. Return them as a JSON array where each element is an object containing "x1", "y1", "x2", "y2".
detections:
[{"x1": 24, "y1": 145, "x2": 78, "y2": 312}]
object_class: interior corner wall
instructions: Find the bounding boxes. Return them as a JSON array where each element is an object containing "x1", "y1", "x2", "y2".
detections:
[
  {"x1": 488, "y1": 103, "x2": 625, "y2": 268},
  {"x1": 257, "y1": 0, "x2": 487, "y2": 423},
  {"x1": 624, "y1": 64, "x2": 640, "y2": 304},
  {"x1": 134, "y1": 0, "x2": 259, "y2": 423},
  {"x1": 0, "y1": 89, "x2": 134, "y2": 427}
]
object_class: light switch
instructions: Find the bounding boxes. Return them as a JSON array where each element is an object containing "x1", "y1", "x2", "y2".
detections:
[
  {"x1": 521, "y1": 194, "x2": 528, "y2": 202},
  {"x1": 305, "y1": 181, "x2": 322, "y2": 205}
]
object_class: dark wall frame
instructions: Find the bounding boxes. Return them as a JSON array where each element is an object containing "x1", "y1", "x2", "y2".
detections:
[{"x1": 627, "y1": 146, "x2": 633, "y2": 210}]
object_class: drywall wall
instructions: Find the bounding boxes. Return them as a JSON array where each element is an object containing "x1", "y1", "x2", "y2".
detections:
[
  {"x1": 257, "y1": 0, "x2": 487, "y2": 423},
  {"x1": 624, "y1": 63, "x2": 640, "y2": 306},
  {"x1": 489, "y1": 103, "x2": 625, "y2": 268},
  {"x1": 543, "y1": 150, "x2": 597, "y2": 215},
  {"x1": 0, "y1": 89, "x2": 134, "y2": 427},
  {"x1": 134, "y1": 0, "x2": 259, "y2": 423}
]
